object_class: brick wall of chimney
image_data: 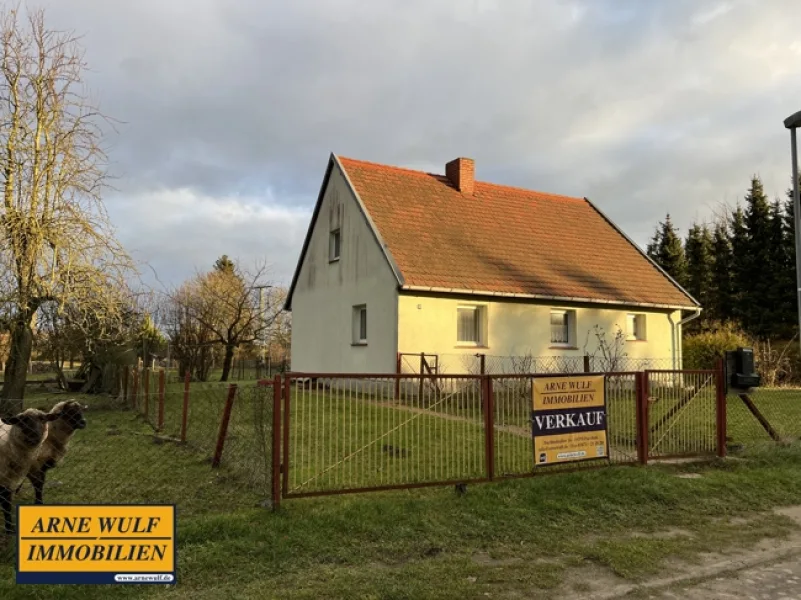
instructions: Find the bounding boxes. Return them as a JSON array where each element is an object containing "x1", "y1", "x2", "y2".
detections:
[{"x1": 445, "y1": 157, "x2": 475, "y2": 195}]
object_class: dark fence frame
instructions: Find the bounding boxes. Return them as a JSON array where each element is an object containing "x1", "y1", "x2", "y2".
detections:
[{"x1": 270, "y1": 360, "x2": 728, "y2": 506}]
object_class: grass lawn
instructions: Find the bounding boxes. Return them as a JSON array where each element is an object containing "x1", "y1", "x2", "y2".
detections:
[
  {"x1": 2, "y1": 425, "x2": 801, "y2": 598},
  {"x1": 2, "y1": 386, "x2": 801, "y2": 597}
]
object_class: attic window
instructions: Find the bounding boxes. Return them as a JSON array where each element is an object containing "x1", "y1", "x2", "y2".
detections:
[{"x1": 329, "y1": 229, "x2": 341, "y2": 262}]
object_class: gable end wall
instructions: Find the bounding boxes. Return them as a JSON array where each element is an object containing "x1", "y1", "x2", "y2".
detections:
[{"x1": 289, "y1": 163, "x2": 398, "y2": 373}]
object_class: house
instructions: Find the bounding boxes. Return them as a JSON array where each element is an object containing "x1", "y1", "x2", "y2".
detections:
[{"x1": 284, "y1": 154, "x2": 700, "y2": 375}]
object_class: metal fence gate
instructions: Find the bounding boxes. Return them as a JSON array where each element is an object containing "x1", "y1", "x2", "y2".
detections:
[{"x1": 269, "y1": 365, "x2": 727, "y2": 508}]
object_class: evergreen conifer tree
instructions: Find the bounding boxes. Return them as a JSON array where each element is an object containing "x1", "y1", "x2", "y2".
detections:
[
  {"x1": 650, "y1": 214, "x2": 688, "y2": 289},
  {"x1": 729, "y1": 204, "x2": 749, "y2": 327},
  {"x1": 767, "y1": 199, "x2": 793, "y2": 338},
  {"x1": 740, "y1": 176, "x2": 773, "y2": 338},
  {"x1": 710, "y1": 222, "x2": 734, "y2": 324},
  {"x1": 685, "y1": 222, "x2": 713, "y2": 330}
]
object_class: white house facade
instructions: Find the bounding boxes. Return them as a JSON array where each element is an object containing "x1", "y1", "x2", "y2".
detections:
[{"x1": 285, "y1": 154, "x2": 700, "y2": 375}]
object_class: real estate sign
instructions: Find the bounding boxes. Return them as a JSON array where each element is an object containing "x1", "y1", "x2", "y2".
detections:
[{"x1": 531, "y1": 375, "x2": 608, "y2": 466}]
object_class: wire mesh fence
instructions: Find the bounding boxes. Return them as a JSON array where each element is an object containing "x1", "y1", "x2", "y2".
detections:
[
  {"x1": 726, "y1": 384, "x2": 801, "y2": 446},
  {"x1": 283, "y1": 375, "x2": 488, "y2": 496},
  {"x1": 123, "y1": 369, "x2": 275, "y2": 500},
  {"x1": 282, "y1": 371, "x2": 672, "y2": 497},
  {"x1": 2, "y1": 359, "x2": 777, "y2": 548},
  {"x1": 161, "y1": 359, "x2": 291, "y2": 385},
  {"x1": 645, "y1": 371, "x2": 718, "y2": 458},
  {"x1": 0, "y1": 371, "x2": 275, "y2": 557},
  {"x1": 399, "y1": 352, "x2": 676, "y2": 376}
]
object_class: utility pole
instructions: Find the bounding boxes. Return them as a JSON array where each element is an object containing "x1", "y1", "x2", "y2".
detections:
[
  {"x1": 784, "y1": 110, "x2": 801, "y2": 358},
  {"x1": 259, "y1": 286, "x2": 265, "y2": 366},
  {"x1": 253, "y1": 285, "x2": 272, "y2": 374}
]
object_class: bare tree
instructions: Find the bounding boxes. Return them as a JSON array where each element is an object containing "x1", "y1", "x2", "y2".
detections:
[
  {"x1": 0, "y1": 6, "x2": 134, "y2": 412},
  {"x1": 583, "y1": 324, "x2": 628, "y2": 374},
  {"x1": 166, "y1": 258, "x2": 283, "y2": 382},
  {"x1": 157, "y1": 283, "x2": 218, "y2": 382}
]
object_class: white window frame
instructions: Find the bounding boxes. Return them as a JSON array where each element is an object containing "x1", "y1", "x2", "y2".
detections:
[
  {"x1": 456, "y1": 304, "x2": 485, "y2": 347},
  {"x1": 329, "y1": 229, "x2": 341, "y2": 262},
  {"x1": 550, "y1": 309, "x2": 575, "y2": 347},
  {"x1": 626, "y1": 313, "x2": 646, "y2": 341},
  {"x1": 352, "y1": 304, "x2": 367, "y2": 344}
]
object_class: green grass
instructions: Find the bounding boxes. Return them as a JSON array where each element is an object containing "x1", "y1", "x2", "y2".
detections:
[
  {"x1": 5, "y1": 379, "x2": 801, "y2": 598},
  {"x1": 4, "y1": 436, "x2": 801, "y2": 598},
  {"x1": 727, "y1": 387, "x2": 801, "y2": 443}
]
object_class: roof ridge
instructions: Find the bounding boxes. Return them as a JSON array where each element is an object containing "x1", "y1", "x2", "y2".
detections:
[
  {"x1": 337, "y1": 155, "x2": 441, "y2": 178},
  {"x1": 337, "y1": 155, "x2": 584, "y2": 203},
  {"x1": 475, "y1": 180, "x2": 584, "y2": 203}
]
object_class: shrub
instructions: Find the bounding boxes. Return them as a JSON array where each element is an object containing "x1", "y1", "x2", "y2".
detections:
[{"x1": 683, "y1": 321, "x2": 752, "y2": 370}]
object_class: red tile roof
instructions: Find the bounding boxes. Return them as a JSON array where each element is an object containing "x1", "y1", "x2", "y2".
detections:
[{"x1": 337, "y1": 156, "x2": 697, "y2": 309}]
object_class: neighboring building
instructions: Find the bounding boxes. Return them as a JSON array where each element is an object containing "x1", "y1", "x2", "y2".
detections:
[{"x1": 284, "y1": 154, "x2": 700, "y2": 375}]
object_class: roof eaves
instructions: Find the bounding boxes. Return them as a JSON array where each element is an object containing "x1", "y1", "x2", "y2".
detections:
[
  {"x1": 582, "y1": 196, "x2": 701, "y2": 309},
  {"x1": 332, "y1": 153, "x2": 406, "y2": 288},
  {"x1": 400, "y1": 285, "x2": 698, "y2": 311},
  {"x1": 283, "y1": 153, "x2": 336, "y2": 311}
]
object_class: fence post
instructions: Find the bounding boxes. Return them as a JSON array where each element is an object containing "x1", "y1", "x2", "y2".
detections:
[
  {"x1": 479, "y1": 353, "x2": 486, "y2": 375},
  {"x1": 282, "y1": 375, "x2": 291, "y2": 496},
  {"x1": 482, "y1": 376, "x2": 495, "y2": 481},
  {"x1": 418, "y1": 353, "x2": 424, "y2": 400},
  {"x1": 132, "y1": 369, "x2": 139, "y2": 409},
  {"x1": 212, "y1": 384, "x2": 238, "y2": 468},
  {"x1": 584, "y1": 355, "x2": 591, "y2": 373},
  {"x1": 158, "y1": 369, "x2": 166, "y2": 431},
  {"x1": 637, "y1": 371, "x2": 650, "y2": 465},
  {"x1": 715, "y1": 358, "x2": 727, "y2": 458},
  {"x1": 122, "y1": 366, "x2": 129, "y2": 403},
  {"x1": 272, "y1": 375, "x2": 282, "y2": 511},
  {"x1": 395, "y1": 353, "x2": 401, "y2": 400},
  {"x1": 181, "y1": 370, "x2": 191, "y2": 443},
  {"x1": 143, "y1": 368, "x2": 150, "y2": 420}
]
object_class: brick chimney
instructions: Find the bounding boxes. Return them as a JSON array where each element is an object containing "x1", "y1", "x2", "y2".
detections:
[{"x1": 445, "y1": 157, "x2": 475, "y2": 195}]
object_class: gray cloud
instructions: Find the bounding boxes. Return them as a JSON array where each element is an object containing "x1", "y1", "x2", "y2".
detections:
[{"x1": 34, "y1": 0, "x2": 801, "y2": 288}]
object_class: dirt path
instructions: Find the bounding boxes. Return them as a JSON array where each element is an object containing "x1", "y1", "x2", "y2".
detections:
[{"x1": 557, "y1": 506, "x2": 801, "y2": 599}]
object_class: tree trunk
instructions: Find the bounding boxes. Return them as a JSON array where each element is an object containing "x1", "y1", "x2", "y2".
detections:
[
  {"x1": 1, "y1": 318, "x2": 34, "y2": 415},
  {"x1": 219, "y1": 343, "x2": 235, "y2": 382}
]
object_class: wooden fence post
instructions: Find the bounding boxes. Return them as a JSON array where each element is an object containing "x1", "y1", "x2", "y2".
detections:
[
  {"x1": 715, "y1": 358, "x2": 727, "y2": 458},
  {"x1": 143, "y1": 368, "x2": 150, "y2": 420},
  {"x1": 123, "y1": 367, "x2": 129, "y2": 404},
  {"x1": 584, "y1": 355, "x2": 591, "y2": 373},
  {"x1": 212, "y1": 384, "x2": 238, "y2": 468},
  {"x1": 132, "y1": 369, "x2": 139, "y2": 409},
  {"x1": 479, "y1": 353, "x2": 486, "y2": 375},
  {"x1": 180, "y1": 370, "x2": 191, "y2": 443},
  {"x1": 158, "y1": 369, "x2": 166, "y2": 431},
  {"x1": 272, "y1": 375, "x2": 282, "y2": 510}
]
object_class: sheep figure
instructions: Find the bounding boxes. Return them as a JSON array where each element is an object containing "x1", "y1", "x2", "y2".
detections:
[
  {"x1": 18, "y1": 400, "x2": 87, "y2": 505},
  {"x1": 0, "y1": 408, "x2": 61, "y2": 534}
]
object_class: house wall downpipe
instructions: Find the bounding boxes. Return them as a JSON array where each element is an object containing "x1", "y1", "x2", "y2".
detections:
[{"x1": 669, "y1": 308, "x2": 702, "y2": 370}]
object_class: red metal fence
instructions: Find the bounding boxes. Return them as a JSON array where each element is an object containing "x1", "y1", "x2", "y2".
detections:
[{"x1": 268, "y1": 363, "x2": 726, "y2": 509}]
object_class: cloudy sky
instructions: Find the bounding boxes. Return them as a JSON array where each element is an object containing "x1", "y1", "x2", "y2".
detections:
[{"x1": 37, "y1": 0, "x2": 801, "y2": 291}]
